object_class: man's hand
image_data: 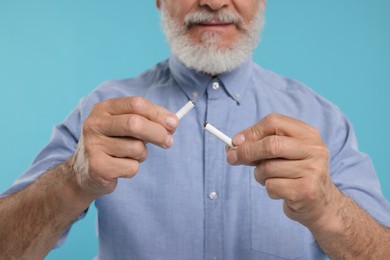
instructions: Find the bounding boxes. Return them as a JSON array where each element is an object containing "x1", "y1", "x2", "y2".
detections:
[
  {"x1": 226, "y1": 113, "x2": 339, "y2": 228},
  {"x1": 227, "y1": 113, "x2": 390, "y2": 258},
  {"x1": 72, "y1": 96, "x2": 179, "y2": 196}
]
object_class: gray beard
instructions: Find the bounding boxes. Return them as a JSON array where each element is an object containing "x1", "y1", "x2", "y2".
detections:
[{"x1": 160, "y1": 7, "x2": 264, "y2": 75}]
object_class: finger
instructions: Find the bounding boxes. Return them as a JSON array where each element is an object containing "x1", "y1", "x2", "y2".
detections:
[
  {"x1": 265, "y1": 178, "x2": 320, "y2": 215},
  {"x1": 232, "y1": 113, "x2": 320, "y2": 145},
  {"x1": 89, "y1": 153, "x2": 140, "y2": 180},
  {"x1": 228, "y1": 135, "x2": 312, "y2": 165},
  {"x1": 99, "y1": 136, "x2": 148, "y2": 162},
  {"x1": 97, "y1": 96, "x2": 179, "y2": 131},
  {"x1": 254, "y1": 159, "x2": 304, "y2": 186},
  {"x1": 263, "y1": 178, "x2": 301, "y2": 201},
  {"x1": 90, "y1": 114, "x2": 173, "y2": 148}
]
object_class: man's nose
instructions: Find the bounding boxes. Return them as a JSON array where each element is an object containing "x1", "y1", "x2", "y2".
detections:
[{"x1": 199, "y1": 0, "x2": 229, "y2": 11}]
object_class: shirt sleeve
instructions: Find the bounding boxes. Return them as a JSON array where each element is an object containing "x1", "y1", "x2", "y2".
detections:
[
  {"x1": 329, "y1": 114, "x2": 390, "y2": 227},
  {"x1": 0, "y1": 100, "x2": 85, "y2": 248}
]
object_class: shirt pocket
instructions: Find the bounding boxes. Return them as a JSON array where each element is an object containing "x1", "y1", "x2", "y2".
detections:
[{"x1": 250, "y1": 173, "x2": 306, "y2": 259}]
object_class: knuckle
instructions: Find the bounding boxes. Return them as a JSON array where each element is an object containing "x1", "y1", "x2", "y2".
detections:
[
  {"x1": 264, "y1": 113, "x2": 281, "y2": 127},
  {"x1": 246, "y1": 121, "x2": 264, "y2": 141},
  {"x1": 265, "y1": 180, "x2": 278, "y2": 199},
  {"x1": 261, "y1": 160, "x2": 273, "y2": 174},
  {"x1": 126, "y1": 114, "x2": 142, "y2": 133},
  {"x1": 128, "y1": 96, "x2": 146, "y2": 112},
  {"x1": 128, "y1": 161, "x2": 140, "y2": 177},
  {"x1": 83, "y1": 114, "x2": 107, "y2": 135},
  {"x1": 98, "y1": 98, "x2": 119, "y2": 115},
  {"x1": 133, "y1": 140, "x2": 148, "y2": 160},
  {"x1": 84, "y1": 117, "x2": 98, "y2": 131},
  {"x1": 92, "y1": 101, "x2": 106, "y2": 113},
  {"x1": 152, "y1": 108, "x2": 164, "y2": 123},
  {"x1": 82, "y1": 120, "x2": 92, "y2": 134},
  {"x1": 240, "y1": 145, "x2": 255, "y2": 163},
  {"x1": 248, "y1": 127, "x2": 260, "y2": 141},
  {"x1": 139, "y1": 147, "x2": 148, "y2": 162},
  {"x1": 132, "y1": 139, "x2": 146, "y2": 152},
  {"x1": 82, "y1": 117, "x2": 94, "y2": 133},
  {"x1": 265, "y1": 135, "x2": 283, "y2": 157}
]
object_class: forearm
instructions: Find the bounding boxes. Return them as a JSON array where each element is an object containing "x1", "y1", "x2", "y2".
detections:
[
  {"x1": 309, "y1": 187, "x2": 390, "y2": 259},
  {"x1": 0, "y1": 158, "x2": 96, "y2": 259}
]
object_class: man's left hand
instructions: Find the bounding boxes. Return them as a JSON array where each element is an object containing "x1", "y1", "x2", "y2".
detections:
[{"x1": 226, "y1": 113, "x2": 340, "y2": 228}]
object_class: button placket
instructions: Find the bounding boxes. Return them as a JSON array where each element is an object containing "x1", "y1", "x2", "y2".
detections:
[{"x1": 204, "y1": 80, "x2": 225, "y2": 260}]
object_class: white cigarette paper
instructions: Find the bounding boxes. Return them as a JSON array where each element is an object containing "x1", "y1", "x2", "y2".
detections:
[
  {"x1": 176, "y1": 101, "x2": 195, "y2": 120},
  {"x1": 204, "y1": 122, "x2": 233, "y2": 148}
]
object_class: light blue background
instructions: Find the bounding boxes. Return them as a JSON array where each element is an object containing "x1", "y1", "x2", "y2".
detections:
[{"x1": 1, "y1": 1, "x2": 389, "y2": 259}]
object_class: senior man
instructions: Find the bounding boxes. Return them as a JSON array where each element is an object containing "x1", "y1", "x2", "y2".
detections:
[{"x1": 1, "y1": 0, "x2": 389, "y2": 259}]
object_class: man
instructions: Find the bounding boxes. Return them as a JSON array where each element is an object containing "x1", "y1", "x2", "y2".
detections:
[{"x1": 1, "y1": 0, "x2": 389, "y2": 259}]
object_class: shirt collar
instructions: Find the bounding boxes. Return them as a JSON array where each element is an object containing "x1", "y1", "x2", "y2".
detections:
[{"x1": 169, "y1": 54, "x2": 254, "y2": 103}]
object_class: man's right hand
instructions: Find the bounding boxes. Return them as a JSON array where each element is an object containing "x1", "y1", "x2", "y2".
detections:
[
  {"x1": 0, "y1": 97, "x2": 178, "y2": 258},
  {"x1": 72, "y1": 96, "x2": 179, "y2": 196}
]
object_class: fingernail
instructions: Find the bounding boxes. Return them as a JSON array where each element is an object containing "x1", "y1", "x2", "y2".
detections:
[
  {"x1": 165, "y1": 116, "x2": 178, "y2": 128},
  {"x1": 165, "y1": 135, "x2": 174, "y2": 148},
  {"x1": 227, "y1": 149, "x2": 238, "y2": 164},
  {"x1": 233, "y1": 134, "x2": 246, "y2": 146}
]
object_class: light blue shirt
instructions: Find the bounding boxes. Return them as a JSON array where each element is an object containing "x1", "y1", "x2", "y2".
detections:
[{"x1": 3, "y1": 55, "x2": 390, "y2": 259}]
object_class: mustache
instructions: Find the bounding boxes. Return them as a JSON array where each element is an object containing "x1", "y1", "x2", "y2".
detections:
[{"x1": 184, "y1": 10, "x2": 244, "y2": 28}]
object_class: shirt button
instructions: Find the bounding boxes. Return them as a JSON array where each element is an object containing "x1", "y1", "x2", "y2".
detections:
[
  {"x1": 212, "y1": 82, "x2": 220, "y2": 90},
  {"x1": 209, "y1": 192, "x2": 218, "y2": 200}
]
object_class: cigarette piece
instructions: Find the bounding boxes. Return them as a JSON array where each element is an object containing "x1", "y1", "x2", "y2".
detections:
[
  {"x1": 204, "y1": 122, "x2": 233, "y2": 148},
  {"x1": 176, "y1": 101, "x2": 195, "y2": 120}
]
